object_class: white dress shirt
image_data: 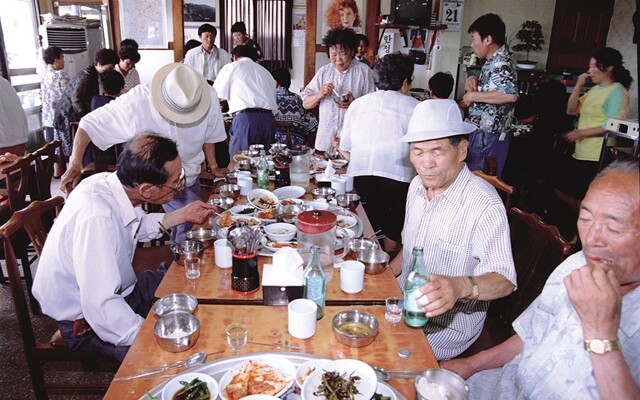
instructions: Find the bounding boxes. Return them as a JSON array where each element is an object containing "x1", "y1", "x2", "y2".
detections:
[
  {"x1": 0, "y1": 77, "x2": 28, "y2": 147},
  {"x1": 303, "y1": 61, "x2": 374, "y2": 152},
  {"x1": 340, "y1": 90, "x2": 418, "y2": 182},
  {"x1": 32, "y1": 173, "x2": 164, "y2": 346},
  {"x1": 184, "y1": 45, "x2": 232, "y2": 82},
  {"x1": 78, "y1": 84, "x2": 227, "y2": 187},
  {"x1": 213, "y1": 57, "x2": 277, "y2": 114},
  {"x1": 400, "y1": 165, "x2": 517, "y2": 359}
]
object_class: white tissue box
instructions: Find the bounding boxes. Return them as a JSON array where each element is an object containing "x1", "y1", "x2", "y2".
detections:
[{"x1": 261, "y1": 248, "x2": 304, "y2": 306}]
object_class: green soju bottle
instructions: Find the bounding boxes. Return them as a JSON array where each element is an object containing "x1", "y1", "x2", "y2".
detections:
[
  {"x1": 257, "y1": 150, "x2": 269, "y2": 189},
  {"x1": 403, "y1": 246, "x2": 429, "y2": 327},
  {"x1": 303, "y1": 245, "x2": 326, "y2": 320}
]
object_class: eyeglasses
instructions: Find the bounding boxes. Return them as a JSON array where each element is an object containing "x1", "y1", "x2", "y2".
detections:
[{"x1": 159, "y1": 167, "x2": 186, "y2": 193}]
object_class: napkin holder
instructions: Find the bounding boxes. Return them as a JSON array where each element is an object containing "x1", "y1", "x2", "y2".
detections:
[{"x1": 262, "y1": 248, "x2": 304, "y2": 306}]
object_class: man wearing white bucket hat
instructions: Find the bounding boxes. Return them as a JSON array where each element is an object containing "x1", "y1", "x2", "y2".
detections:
[
  {"x1": 390, "y1": 99, "x2": 517, "y2": 360},
  {"x1": 60, "y1": 63, "x2": 227, "y2": 241}
]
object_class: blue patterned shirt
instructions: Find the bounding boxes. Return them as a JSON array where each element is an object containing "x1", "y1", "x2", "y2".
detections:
[
  {"x1": 466, "y1": 46, "x2": 518, "y2": 133},
  {"x1": 274, "y1": 87, "x2": 318, "y2": 147}
]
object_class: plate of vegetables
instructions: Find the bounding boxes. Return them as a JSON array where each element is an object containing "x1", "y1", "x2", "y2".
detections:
[
  {"x1": 301, "y1": 359, "x2": 377, "y2": 400},
  {"x1": 161, "y1": 372, "x2": 218, "y2": 400}
]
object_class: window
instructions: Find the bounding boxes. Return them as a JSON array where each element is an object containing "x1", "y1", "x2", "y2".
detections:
[{"x1": 223, "y1": 0, "x2": 292, "y2": 71}]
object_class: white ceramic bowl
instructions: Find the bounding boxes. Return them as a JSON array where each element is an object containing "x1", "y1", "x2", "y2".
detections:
[
  {"x1": 161, "y1": 372, "x2": 218, "y2": 400},
  {"x1": 248, "y1": 189, "x2": 279, "y2": 210},
  {"x1": 264, "y1": 223, "x2": 297, "y2": 242},
  {"x1": 230, "y1": 204, "x2": 257, "y2": 216}
]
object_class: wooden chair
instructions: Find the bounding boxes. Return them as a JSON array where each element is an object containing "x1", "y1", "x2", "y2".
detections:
[
  {"x1": 0, "y1": 198, "x2": 117, "y2": 399},
  {"x1": 275, "y1": 120, "x2": 294, "y2": 148},
  {"x1": 472, "y1": 169, "x2": 516, "y2": 210},
  {"x1": 458, "y1": 207, "x2": 573, "y2": 357},
  {"x1": 32, "y1": 140, "x2": 65, "y2": 201}
]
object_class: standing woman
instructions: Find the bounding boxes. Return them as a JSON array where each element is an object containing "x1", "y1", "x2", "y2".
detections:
[
  {"x1": 41, "y1": 46, "x2": 70, "y2": 177},
  {"x1": 561, "y1": 47, "x2": 632, "y2": 198},
  {"x1": 302, "y1": 28, "x2": 374, "y2": 152},
  {"x1": 115, "y1": 45, "x2": 141, "y2": 94},
  {"x1": 338, "y1": 53, "x2": 418, "y2": 254}
]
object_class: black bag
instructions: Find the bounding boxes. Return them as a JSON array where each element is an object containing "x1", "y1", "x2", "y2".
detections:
[{"x1": 409, "y1": 50, "x2": 426, "y2": 65}]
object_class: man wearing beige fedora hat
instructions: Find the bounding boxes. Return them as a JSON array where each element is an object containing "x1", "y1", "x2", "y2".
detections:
[
  {"x1": 60, "y1": 63, "x2": 227, "y2": 241},
  {"x1": 390, "y1": 99, "x2": 516, "y2": 360}
]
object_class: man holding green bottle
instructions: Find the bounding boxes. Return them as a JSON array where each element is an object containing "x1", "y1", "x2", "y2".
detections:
[{"x1": 390, "y1": 99, "x2": 516, "y2": 360}]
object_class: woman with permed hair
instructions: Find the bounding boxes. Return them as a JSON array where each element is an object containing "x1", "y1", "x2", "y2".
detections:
[
  {"x1": 559, "y1": 47, "x2": 633, "y2": 198},
  {"x1": 302, "y1": 28, "x2": 374, "y2": 152},
  {"x1": 337, "y1": 52, "x2": 418, "y2": 254},
  {"x1": 325, "y1": 0, "x2": 361, "y2": 31}
]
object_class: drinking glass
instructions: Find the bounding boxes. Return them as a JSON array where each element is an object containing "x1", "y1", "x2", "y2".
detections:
[
  {"x1": 184, "y1": 257, "x2": 201, "y2": 280},
  {"x1": 226, "y1": 323, "x2": 248, "y2": 350},
  {"x1": 385, "y1": 297, "x2": 403, "y2": 323}
]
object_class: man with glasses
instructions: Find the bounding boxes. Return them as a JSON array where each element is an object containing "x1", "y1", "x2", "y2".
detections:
[{"x1": 33, "y1": 135, "x2": 216, "y2": 362}]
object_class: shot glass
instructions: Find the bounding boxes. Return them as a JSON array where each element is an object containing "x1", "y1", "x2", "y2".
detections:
[
  {"x1": 385, "y1": 297, "x2": 403, "y2": 323},
  {"x1": 226, "y1": 323, "x2": 248, "y2": 350},
  {"x1": 184, "y1": 257, "x2": 201, "y2": 280}
]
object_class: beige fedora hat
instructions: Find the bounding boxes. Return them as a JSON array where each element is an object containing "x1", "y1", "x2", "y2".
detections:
[
  {"x1": 151, "y1": 63, "x2": 210, "y2": 125},
  {"x1": 400, "y1": 99, "x2": 477, "y2": 142}
]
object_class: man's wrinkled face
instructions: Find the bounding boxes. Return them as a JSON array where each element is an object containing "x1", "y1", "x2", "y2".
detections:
[
  {"x1": 409, "y1": 138, "x2": 467, "y2": 198},
  {"x1": 578, "y1": 170, "x2": 640, "y2": 285}
]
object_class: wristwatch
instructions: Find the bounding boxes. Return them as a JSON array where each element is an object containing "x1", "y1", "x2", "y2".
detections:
[
  {"x1": 467, "y1": 276, "x2": 479, "y2": 300},
  {"x1": 583, "y1": 339, "x2": 621, "y2": 355}
]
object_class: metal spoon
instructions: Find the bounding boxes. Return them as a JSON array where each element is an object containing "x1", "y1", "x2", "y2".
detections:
[
  {"x1": 113, "y1": 351, "x2": 208, "y2": 381},
  {"x1": 373, "y1": 366, "x2": 422, "y2": 381}
]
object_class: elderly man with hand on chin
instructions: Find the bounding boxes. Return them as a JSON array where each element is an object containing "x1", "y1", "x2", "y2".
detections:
[
  {"x1": 33, "y1": 135, "x2": 217, "y2": 362},
  {"x1": 442, "y1": 159, "x2": 640, "y2": 399},
  {"x1": 390, "y1": 99, "x2": 517, "y2": 360},
  {"x1": 60, "y1": 63, "x2": 227, "y2": 242}
]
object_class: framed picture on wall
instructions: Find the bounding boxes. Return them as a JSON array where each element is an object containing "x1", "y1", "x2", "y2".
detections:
[
  {"x1": 317, "y1": 0, "x2": 366, "y2": 43},
  {"x1": 184, "y1": 0, "x2": 219, "y2": 25},
  {"x1": 119, "y1": 0, "x2": 168, "y2": 49}
]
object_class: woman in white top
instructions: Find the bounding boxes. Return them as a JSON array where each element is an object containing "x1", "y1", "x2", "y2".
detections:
[
  {"x1": 339, "y1": 52, "x2": 419, "y2": 252},
  {"x1": 115, "y1": 45, "x2": 141, "y2": 94}
]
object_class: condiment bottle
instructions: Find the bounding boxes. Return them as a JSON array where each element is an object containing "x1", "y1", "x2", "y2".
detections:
[
  {"x1": 403, "y1": 246, "x2": 429, "y2": 327},
  {"x1": 303, "y1": 245, "x2": 326, "y2": 320},
  {"x1": 256, "y1": 150, "x2": 269, "y2": 189}
]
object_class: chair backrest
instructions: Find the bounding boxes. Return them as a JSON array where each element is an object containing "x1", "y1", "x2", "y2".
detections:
[
  {"x1": 17, "y1": 196, "x2": 64, "y2": 256},
  {"x1": 499, "y1": 207, "x2": 573, "y2": 325},
  {"x1": 32, "y1": 140, "x2": 65, "y2": 201},
  {"x1": 0, "y1": 197, "x2": 114, "y2": 399},
  {"x1": 0, "y1": 153, "x2": 35, "y2": 213},
  {"x1": 472, "y1": 169, "x2": 515, "y2": 210}
]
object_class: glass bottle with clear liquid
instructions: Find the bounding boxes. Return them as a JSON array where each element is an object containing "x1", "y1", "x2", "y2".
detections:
[
  {"x1": 403, "y1": 246, "x2": 429, "y2": 327},
  {"x1": 303, "y1": 245, "x2": 326, "y2": 320},
  {"x1": 256, "y1": 150, "x2": 269, "y2": 189}
]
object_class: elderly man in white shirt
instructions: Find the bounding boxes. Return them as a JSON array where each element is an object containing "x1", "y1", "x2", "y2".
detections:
[
  {"x1": 213, "y1": 45, "x2": 277, "y2": 157},
  {"x1": 390, "y1": 99, "x2": 517, "y2": 360},
  {"x1": 60, "y1": 63, "x2": 227, "y2": 242},
  {"x1": 184, "y1": 24, "x2": 231, "y2": 84},
  {"x1": 33, "y1": 135, "x2": 216, "y2": 362}
]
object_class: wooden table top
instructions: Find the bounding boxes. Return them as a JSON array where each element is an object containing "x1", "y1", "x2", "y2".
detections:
[
  {"x1": 104, "y1": 305, "x2": 438, "y2": 399},
  {"x1": 156, "y1": 191, "x2": 403, "y2": 305}
]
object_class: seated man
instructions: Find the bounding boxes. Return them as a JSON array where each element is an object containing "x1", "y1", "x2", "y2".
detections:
[
  {"x1": 391, "y1": 99, "x2": 517, "y2": 359},
  {"x1": 271, "y1": 68, "x2": 318, "y2": 148},
  {"x1": 33, "y1": 135, "x2": 216, "y2": 362},
  {"x1": 442, "y1": 159, "x2": 640, "y2": 399}
]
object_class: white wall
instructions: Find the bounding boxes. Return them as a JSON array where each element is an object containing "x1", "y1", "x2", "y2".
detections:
[{"x1": 607, "y1": 0, "x2": 637, "y2": 120}]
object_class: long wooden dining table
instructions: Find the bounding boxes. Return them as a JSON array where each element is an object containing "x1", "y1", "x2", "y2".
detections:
[{"x1": 104, "y1": 305, "x2": 439, "y2": 399}]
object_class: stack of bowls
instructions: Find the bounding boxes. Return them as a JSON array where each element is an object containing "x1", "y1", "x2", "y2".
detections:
[
  {"x1": 170, "y1": 240, "x2": 204, "y2": 265},
  {"x1": 153, "y1": 312, "x2": 201, "y2": 352},
  {"x1": 152, "y1": 293, "x2": 198, "y2": 318},
  {"x1": 186, "y1": 228, "x2": 216, "y2": 248}
]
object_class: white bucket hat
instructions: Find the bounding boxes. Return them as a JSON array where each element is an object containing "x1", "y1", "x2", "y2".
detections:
[
  {"x1": 151, "y1": 63, "x2": 211, "y2": 125},
  {"x1": 400, "y1": 99, "x2": 477, "y2": 142}
]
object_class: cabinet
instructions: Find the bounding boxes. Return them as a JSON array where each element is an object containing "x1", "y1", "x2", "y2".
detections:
[{"x1": 374, "y1": 23, "x2": 447, "y2": 59}]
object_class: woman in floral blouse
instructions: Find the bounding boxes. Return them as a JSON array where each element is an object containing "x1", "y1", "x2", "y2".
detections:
[{"x1": 41, "y1": 46, "x2": 70, "y2": 177}]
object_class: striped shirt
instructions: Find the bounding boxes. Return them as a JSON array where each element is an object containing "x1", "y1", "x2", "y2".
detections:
[{"x1": 399, "y1": 165, "x2": 516, "y2": 359}]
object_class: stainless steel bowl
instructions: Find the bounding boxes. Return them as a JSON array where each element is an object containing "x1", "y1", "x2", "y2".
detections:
[
  {"x1": 186, "y1": 227, "x2": 216, "y2": 249},
  {"x1": 415, "y1": 369, "x2": 469, "y2": 400},
  {"x1": 332, "y1": 310, "x2": 379, "y2": 348},
  {"x1": 153, "y1": 312, "x2": 201, "y2": 353},
  {"x1": 336, "y1": 193, "x2": 361, "y2": 211},
  {"x1": 346, "y1": 237, "x2": 378, "y2": 260},
  {"x1": 357, "y1": 249, "x2": 390, "y2": 275},
  {"x1": 275, "y1": 203, "x2": 308, "y2": 223},
  {"x1": 208, "y1": 197, "x2": 235, "y2": 210},
  {"x1": 311, "y1": 187, "x2": 336, "y2": 200},
  {"x1": 226, "y1": 171, "x2": 240, "y2": 184},
  {"x1": 152, "y1": 293, "x2": 198, "y2": 318},
  {"x1": 219, "y1": 184, "x2": 241, "y2": 200},
  {"x1": 170, "y1": 240, "x2": 204, "y2": 265}
]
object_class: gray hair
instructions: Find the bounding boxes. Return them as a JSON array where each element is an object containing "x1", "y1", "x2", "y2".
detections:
[{"x1": 593, "y1": 159, "x2": 639, "y2": 184}]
